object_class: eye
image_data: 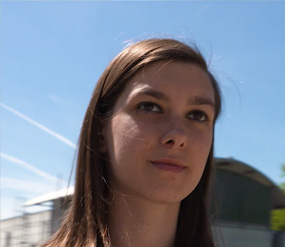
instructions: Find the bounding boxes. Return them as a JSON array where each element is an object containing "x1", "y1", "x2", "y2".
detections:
[
  {"x1": 137, "y1": 102, "x2": 161, "y2": 113},
  {"x1": 188, "y1": 110, "x2": 208, "y2": 122}
]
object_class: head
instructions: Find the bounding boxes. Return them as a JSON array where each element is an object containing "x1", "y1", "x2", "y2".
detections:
[{"x1": 48, "y1": 39, "x2": 221, "y2": 247}]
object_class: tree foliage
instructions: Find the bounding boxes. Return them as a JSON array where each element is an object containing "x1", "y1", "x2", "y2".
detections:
[
  {"x1": 272, "y1": 209, "x2": 285, "y2": 231},
  {"x1": 271, "y1": 163, "x2": 285, "y2": 231}
]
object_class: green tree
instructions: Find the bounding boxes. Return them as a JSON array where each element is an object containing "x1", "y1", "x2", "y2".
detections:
[{"x1": 271, "y1": 163, "x2": 285, "y2": 231}]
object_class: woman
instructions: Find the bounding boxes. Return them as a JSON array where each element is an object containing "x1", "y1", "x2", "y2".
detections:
[{"x1": 42, "y1": 38, "x2": 221, "y2": 247}]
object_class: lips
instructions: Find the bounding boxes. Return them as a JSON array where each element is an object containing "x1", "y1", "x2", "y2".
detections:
[{"x1": 151, "y1": 159, "x2": 186, "y2": 173}]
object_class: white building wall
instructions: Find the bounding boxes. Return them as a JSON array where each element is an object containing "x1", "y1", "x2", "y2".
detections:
[
  {"x1": 0, "y1": 211, "x2": 51, "y2": 247},
  {"x1": 213, "y1": 222, "x2": 273, "y2": 247}
]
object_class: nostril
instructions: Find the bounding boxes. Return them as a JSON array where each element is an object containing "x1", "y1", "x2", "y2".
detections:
[
  {"x1": 161, "y1": 129, "x2": 187, "y2": 149},
  {"x1": 179, "y1": 142, "x2": 185, "y2": 147},
  {"x1": 166, "y1": 140, "x2": 174, "y2": 145}
]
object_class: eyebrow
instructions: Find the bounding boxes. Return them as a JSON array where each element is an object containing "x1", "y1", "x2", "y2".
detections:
[
  {"x1": 188, "y1": 96, "x2": 216, "y2": 109},
  {"x1": 138, "y1": 88, "x2": 169, "y2": 101},
  {"x1": 135, "y1": 88, "x2": 216, "y2": 109}
]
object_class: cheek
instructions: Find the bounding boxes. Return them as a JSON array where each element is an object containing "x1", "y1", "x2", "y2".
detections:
[
  {"x1": 188, "y1": 128, "x2": 213, "y2": 179},
  {"x1": 190, "y1": 128, "x2": 213, "y2": 152},
  {"x1": 202, "y1": 132, "x2": 213, "y2": 153},
  {"x1": 106, "y1": 115, "x2": 151, "y2": 165}
]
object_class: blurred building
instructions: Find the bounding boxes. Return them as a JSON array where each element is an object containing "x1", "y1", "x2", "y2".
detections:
[
  {"x1": 0, "y1": 188, "x2": 73, "y2": 247},
  {"x1": 212, "y1": 158, "x2": 285, "y2": 247},
  {"x1": 0, "y1": 210, "x2": 51, "y2": 247},
  {"x1": 1, "y1": 158, "x2": 285, "y2": 247}
]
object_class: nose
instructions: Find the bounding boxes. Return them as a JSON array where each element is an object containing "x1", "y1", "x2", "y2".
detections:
[{"x1": 160, "y1": 120, "x2": 187, "y2": 149}]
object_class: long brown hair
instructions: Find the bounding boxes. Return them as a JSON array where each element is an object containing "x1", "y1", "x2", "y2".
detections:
[{"x1": 42, "y1": 38, "x2": 222, "y2": 247}]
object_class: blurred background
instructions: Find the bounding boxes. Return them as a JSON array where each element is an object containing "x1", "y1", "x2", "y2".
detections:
[{"x1": 1, "y1": 1, "x2": 285, "y2": 246}]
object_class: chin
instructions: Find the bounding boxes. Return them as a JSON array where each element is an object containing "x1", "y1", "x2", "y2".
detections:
[{"x1": 141, "y1": 188, "x2": 195, "y2": 205}]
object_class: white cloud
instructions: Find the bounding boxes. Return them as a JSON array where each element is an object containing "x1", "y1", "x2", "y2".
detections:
[
  {"x1": 48, "y1": 94, "x2": 73, "y2": 106},
  {"x1": 1, "y1": 153, "x2": 60, "y2": 182},
  {"x1": 1, "y1": 177, "x2": 55, "y2": 195},
  {"x1": 0, "y1": 103, "x2": 76, "y2": 148}
]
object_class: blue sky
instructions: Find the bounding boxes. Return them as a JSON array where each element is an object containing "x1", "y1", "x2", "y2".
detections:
[{"x1": 1, "y1": 1, "x2": 285, "y2": 219}]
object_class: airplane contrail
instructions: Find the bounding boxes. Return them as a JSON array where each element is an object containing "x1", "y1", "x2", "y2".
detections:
[
  {"x1": 0, "y1": 103, "x2": 76, "y2": 148},
  {"x1": 1, "y1": 153, "x2": 60, "y2": 182}
]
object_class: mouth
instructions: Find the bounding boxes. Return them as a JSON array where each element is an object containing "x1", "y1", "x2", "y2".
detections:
[{"x1": 150, "y1": 159, "x2": 186, "y2": 173}]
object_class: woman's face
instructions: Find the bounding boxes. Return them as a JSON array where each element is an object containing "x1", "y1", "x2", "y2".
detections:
[{"x1": 103, "y1": 61, "x2": 215, "y2": 204}]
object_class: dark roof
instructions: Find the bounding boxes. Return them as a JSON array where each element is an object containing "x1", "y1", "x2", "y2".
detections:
[{"x1": 215, "y1": 157, "x2": 285, "y2": 209}]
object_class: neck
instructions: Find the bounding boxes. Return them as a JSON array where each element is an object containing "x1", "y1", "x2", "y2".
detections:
[{"x1": 108, "y1": 192, "x2": 180, "y2": 247}]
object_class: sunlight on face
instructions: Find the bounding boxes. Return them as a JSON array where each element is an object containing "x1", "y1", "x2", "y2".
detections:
[{"x1": 103, "y1": 61, "x2": 215, "y2": 204}]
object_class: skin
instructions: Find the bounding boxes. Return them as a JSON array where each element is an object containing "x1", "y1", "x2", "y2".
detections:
[{"x1": 103, "y1": 61, "x2": 215, "y2": 247}]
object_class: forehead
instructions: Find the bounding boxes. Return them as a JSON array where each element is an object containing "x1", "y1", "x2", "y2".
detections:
[{"x1": 123, "y1": 61, "x2": 215, "y2": 101}]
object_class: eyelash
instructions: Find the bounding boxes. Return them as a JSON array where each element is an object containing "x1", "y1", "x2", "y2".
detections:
[
  {"x1": 187, "y1": 111, "x2": 209, "y2": 122},
  {"x1": 137, "y1": 102, "x2": 162, "y2": 113},
  {"x1": 137, "y1": 102, "x2": 209, "y2": 122}
]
